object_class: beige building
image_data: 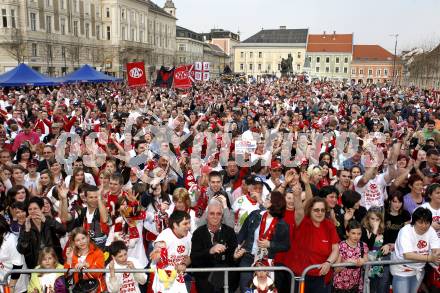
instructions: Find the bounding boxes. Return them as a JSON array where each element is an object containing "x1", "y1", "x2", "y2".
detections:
[
  {"x1": 305, "y1": 32, "x2": 353, "y2": 81},
  {"x1": 0, "y1": 0, "x2": 176, "y2": 77},
  {"x1": 233, "y1": 27, "x2": 308, "y2": 77}
]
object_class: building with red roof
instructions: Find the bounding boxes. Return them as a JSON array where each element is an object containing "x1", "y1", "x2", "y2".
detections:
[
  {"x1": 351, "y1": 44, "x2": 402, "y2": 84},
  {"x1": 305, "y1": 31, "x2": 353, "y2": 81}
]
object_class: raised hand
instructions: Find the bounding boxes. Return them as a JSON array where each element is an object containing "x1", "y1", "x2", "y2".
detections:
[
  {"x1": 57, "y1": 184, "x2": 68, "y2": 200},
  {"x1": 300, "y1": 171, "x2": 310, "y2": 185}
]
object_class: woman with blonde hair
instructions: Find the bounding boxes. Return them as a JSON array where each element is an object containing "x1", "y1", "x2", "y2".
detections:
[
  {"x1": 307, "y1": 165, "x2": 322, "y2": 197},
  {"x1": 172, "y1": 187, "x2": 197, "y2": 232},
  {"x1": 28, "y1": 247, "x2": 66, "y2": 293},
  {"x1": 97, "y1": 169, "x2": 112, "y2": 195}
]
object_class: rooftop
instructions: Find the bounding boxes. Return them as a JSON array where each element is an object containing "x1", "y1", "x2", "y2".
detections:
[
  {"x1": 307, "y1": 33, "x2": 353, "y2": 53},
  {"x1": 147, "y1": 0, "x2": 176, "y2": 19},
  {"x1": 204, "y1": 43, "x2": 228, "y2": 57},
  {"x1": 176, "y1": 26, "x2": 204, "y2": 42},
  {"x1": 202, "y1": 29, "x2": 240, "y2": 42},
  {"x1": 242, "y1": 28, "x2": 308, "y2": 44},
  {"x1": 164, "y1": 0, "x2": 175, "y2": 8},
  {"x1": 353, "y1": 45, "x2": 395, "y2": 61}
]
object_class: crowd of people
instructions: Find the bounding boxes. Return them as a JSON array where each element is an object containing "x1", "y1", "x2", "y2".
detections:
[{"x1": 0, "y1": 76, "x2": 439, "y2": 293}]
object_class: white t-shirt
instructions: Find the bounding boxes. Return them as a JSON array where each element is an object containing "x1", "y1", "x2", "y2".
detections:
[
  {"x1": 106, "y1": 221, "x2": 147, "y2": 268},
  {"x1": 0, "y1": 233, "x2": 27, "y2": 293},
  {"x1": 354, "y1": 173, "x2": 388, "y2": 210},
  {"x1": 152, "y1": 228, "x2": 191, "y2": 293},
  {"x1": 391, "y1": 224, "x2": 440, "y2": 277},
  {"x1": 105, "y1": 257, "x2": 147, "y2": 293},
  {"x1": 420, "y1": 202, "x2": 440, "y2": 238},
  {"x1": 232, "y1": 195, "x2": 260, "y2": 233}
]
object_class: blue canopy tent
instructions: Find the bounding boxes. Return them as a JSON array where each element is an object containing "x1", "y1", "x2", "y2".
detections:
[
  {"x1": 58, "y1": 65, "x2": 122, "y2": 83},
  {"x1": 0, "y1": 64, "x2": 59, "y2": 87}
]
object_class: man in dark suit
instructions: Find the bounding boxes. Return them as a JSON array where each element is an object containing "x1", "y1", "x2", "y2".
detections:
[{"x1": 190, "y1": 199, "x2": 245, "y2": 293}]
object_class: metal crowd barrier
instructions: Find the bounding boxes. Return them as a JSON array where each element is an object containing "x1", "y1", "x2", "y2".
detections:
[
  {"x1": 1, "y1": 266, "x2": 296, "y2": 293},
  {"x1": 299, "y1": 259, "x2": 425, "y2": 293}
]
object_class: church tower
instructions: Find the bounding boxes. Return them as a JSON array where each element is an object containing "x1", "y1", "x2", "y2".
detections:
[{"x1": 163, "y1": 0, "x2": 176, "y2": 17}]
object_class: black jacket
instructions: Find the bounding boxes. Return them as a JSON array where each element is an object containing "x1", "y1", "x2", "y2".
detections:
[
  {"x1": 238, "y1": 209, "x2": 290, "y2": 259},
  {"x1": 17, "y1": 217, "x2": 66, "y2": 268},
  {"x1": 191, "y1": 224, "x2": 238, "y2": 272},
  {"x1": 191, "y1": 224, "x2": 239, "y2": 292}
]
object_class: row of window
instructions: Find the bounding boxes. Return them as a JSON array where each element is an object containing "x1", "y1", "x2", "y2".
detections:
[
  {"x1": 120, "y1": 8, "x2": 145, "y2": 25},
  {"x1": 33, "y1": 0, "x2": 102, "y2": 17},
  {"x1": 177, "y1": 44, "x2": 203, "y2": 53},
  {"x1": 30, "y1": 43, "x2": 97, "y2": 61},
  {"x1": 239, "y1": 63, "x2": 302, "y2": 72},
  {"x1": 315, "y1": 67, "x2": 349, "y2": 74},
  {"x1": 351, "y1": 68, "x2": 390, "y2": 76},
  {"x1": 240, "y1": 52, "x2": 303, "y2": 59},
  {"x1": 27, "y1": 12, "x2": 169, "y2": 44},
  {"x1": 29, "y1": 12, "x2": 111, "y2": 40},
  {"x1": 311, "y1": 56, "x2": 350, "y2": 64}
]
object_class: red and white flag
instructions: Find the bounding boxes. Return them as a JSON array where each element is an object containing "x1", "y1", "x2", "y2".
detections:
[
  {"x1": 194, "y1": 62, "x2": 210, "y2": 81},
  {"x1": 173, "y1": 65, "x2": 193, "y2": 89},
  {"x1": 126, "y1": 62, "x2": 147, "y2": 87}
]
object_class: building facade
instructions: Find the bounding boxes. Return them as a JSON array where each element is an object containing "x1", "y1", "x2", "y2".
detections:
[
  {"x1": 403, "y1": 45, "x2": 440, "y2": 89},
  {"x1": 175, "y1": 25, "x2": 204, "y2": 65},
  {"x1": 203, "y1": 43, "x2": 228, "y2": 78},
  {"x1": 351, "y1": 45, "x2": 403, "y2": 84},
  {"x1": 304, "y1": 32, "x2": 353, "y2": 81},
  {"x1": 0, "y1": 0, "x2": 176, "y2": 77},
  {"x1": 203, "y1": 29, "x2": 239, "y2": 70},
  {"x1": 233, "y1": 27, "x2": 308, "y2": 77}
]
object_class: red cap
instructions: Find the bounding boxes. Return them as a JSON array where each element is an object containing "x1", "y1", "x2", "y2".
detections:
[{"x1": 271, "y1": 160, "x2": 282, "y2": 169}]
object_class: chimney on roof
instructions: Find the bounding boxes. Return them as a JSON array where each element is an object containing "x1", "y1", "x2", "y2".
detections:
[
  {"x1": 323, "y1": 31, "x2": 326, "y2": 38},
  {"x1": 280, "y1": 26, "x2": 286, "y2": 30},
  {"x1": 333, "y1": 31, "x2": 336, "y2": 40}
]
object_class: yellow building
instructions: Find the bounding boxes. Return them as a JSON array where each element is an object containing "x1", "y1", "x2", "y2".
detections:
[{"x1": 233, "y1": 27, "x2": 308, "y2": 77}]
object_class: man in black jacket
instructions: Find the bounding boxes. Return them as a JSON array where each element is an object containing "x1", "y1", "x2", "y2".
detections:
[{"x1": 190, "y1": 199, "x2": 245, "y2": 293}]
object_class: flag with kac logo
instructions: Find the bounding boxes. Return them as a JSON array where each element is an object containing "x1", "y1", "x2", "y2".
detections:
[
  {"x1": 126, "y1": 62, "x2": 147, "y2": 87},
  {"x1": 173, "y1": 65, "x2": 193, "y2": 89}
]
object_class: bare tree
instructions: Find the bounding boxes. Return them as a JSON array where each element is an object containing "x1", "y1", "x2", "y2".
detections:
[{"x1": 0, "y1": 28, "x2": 27, "y2": 64}]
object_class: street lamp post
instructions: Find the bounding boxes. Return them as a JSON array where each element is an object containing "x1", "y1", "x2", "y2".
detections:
[{"x1": 390, "y1": 34, "x2": 399, "y2": 86}]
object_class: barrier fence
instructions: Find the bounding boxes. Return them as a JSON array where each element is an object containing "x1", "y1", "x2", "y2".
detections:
[
  {"x1": 0, "y1": 266, "x2": 296, "y2": 293},
  {"x1": 299, "y1": 259, "x2": 426, "y2": 293}
]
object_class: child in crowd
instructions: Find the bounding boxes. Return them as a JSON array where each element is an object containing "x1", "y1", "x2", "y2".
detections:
[{"x1": 28, "y1": 247, "x2": 66, "y2": 293}]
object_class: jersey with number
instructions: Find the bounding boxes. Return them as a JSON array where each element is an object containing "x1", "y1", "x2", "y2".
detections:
[{"x1": 152, "y1": 228, "x2": 191, "y2": 293}]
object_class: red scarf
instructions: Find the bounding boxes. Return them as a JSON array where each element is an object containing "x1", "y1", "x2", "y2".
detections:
[
  {"x1": 246, "y1": 194, "x2": 258, "y2": 205},
  {"x1": 259, "y1": 212, "x2": 278, "y2": 241}
]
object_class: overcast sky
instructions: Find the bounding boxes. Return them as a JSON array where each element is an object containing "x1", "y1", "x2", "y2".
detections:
[{"x1": 158, "y1": 0, "x2": 440, "y2": 53}]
